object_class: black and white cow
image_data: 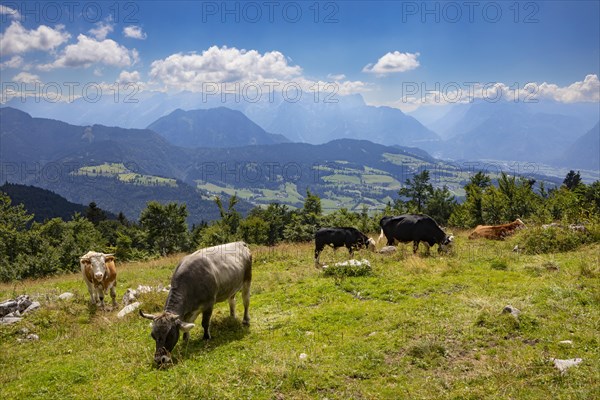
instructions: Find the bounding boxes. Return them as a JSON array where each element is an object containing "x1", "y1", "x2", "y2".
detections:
[
  {"x1": 378, "y1": 215, "x2": 453, "y2": 254},
  {"x1": 139, "y1": 241, "x2": 252, "y2": 365},
  {"x1": 314, "y1": 227, "x2": 376, "y2": 267}
]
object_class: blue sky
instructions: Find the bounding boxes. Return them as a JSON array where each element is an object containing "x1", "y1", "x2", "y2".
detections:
[{"x1": 1, "y1": 1, "x2": 599, "y2": 109}]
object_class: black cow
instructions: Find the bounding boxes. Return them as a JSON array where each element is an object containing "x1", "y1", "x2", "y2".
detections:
[
  {"x1": 378, "y1": 215, "x2": 453, "y2": 254},
  {"x1": 314, "y1": 227, "x2": 376, "y2": 267}
]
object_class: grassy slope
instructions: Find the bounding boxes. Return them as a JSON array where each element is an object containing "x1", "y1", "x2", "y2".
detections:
[
  {"x1": 1, "y1": 236, "x2": 598, "y2": 400},
  {"x1": 72, "y1": 163, "x2": 178, "y2": 187}
]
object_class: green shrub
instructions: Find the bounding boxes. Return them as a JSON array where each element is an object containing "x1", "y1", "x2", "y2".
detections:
[{"x1": 517, "y1": 226, "x2": 592, "y2": 255}]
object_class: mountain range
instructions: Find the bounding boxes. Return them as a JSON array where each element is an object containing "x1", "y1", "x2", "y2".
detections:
[
  {"x1": 0, "y1": 102, "x2": 596, "y2": 222},
  {"x1": 0, "y1": 107, "x2": 473, "y2": 220},
  {"x1": 5, "y1": 92, "x2": 439, "y2": 149}
]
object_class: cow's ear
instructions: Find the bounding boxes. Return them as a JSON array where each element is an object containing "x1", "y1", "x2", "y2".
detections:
[
  {"x1": 80, "y1": 256, "x2": 91, "y2": 263},
  {"x1": 104, "y1": 254, "x2": 115, "y2": 262},
  {"x1": 178, "y1": 321, "x2": 195, "y2": 332}
]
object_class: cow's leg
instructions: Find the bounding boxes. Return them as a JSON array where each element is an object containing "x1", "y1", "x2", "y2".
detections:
[
  {"x1": 413, "y1": 241, "x2": 419, "y2": 254},
  {"x1": 110, "y1": 285, "x2": 117, "y2": 306},
  {"x1": 201, "y1": 307, "x2": 213, "y2": 340},
  {"x1": 315, "y1": 245, "x2": 324, "y2": 267},
  {"x1": 228, "y1": 295, "x2": 236, "y2": 318},
  {"x1": 386, "y1": 236, "x2": 394, "y2": 246},
  {"x1": 85, "y1": 281, "x2": 95, "y2": 305},
  {"x1": 241, "y1": 280, "x2": 251, "y2": 325},
  {"x1": 98, "y1": 288, "x2": 105, "y2": 309},
  {"x1": 423, "y1": 242, "x2": 431, "y2": 255},
  {"x1": 347, "y1": 246, "x2": 354, "y2": 259}
]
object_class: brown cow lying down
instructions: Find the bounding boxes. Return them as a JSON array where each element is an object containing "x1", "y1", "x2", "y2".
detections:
[{"x1": 468, "y1": 219, "x2": 526, "y2": 240}]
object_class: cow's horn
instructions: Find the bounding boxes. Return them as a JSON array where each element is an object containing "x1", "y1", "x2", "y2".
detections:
[{"x1": 139, "y1": 310, "x2": 157, "y2": 320}]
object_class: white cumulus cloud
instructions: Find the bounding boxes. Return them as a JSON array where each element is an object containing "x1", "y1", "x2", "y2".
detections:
[
  {"x1": 89, "y1": 20, "x2": 114, "y2": 40},
  {"x1": 0, "y1": 55, "x2": 24, "y2": 69},
  {"x1": 0, "y1": 5, "x2": 20, "y2": 19},
  {"x1": 536, "y1": 74, "x2": 600, "y2": 103},
  {"x1": 117, "y1": 70, "x2": 141, "y2": 83},
  {"x1": 39, "y1": 34, "x2": 138, "y2": 70},
  {"x1": 123, "y1": 26, "x2": 147, "y2": 40},
  {"x1": 363, "y1": 51, "x2": 420, "y2": 75},
  {"x1": 0, "y1": 21, "x2": 70, "y2": 55},
  {"x1": 11, "y1": 72, "x2": 41, "y2": 83},
  {"x1": 149, "y1": 46, "x2": 303, "y2": 90}
]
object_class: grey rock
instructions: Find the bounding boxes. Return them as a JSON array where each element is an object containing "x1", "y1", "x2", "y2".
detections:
[
  {"x1": 117, "y1": 302, "x2": 140, "y2": 318},
  {"x1": 0, "y1": 300, "x2": 18, "y2": 317},
  {"x1": 59, "y1": 292, "x2": 75, "y2": 301},
  {"x1": 551, "y1": 358, "x2": 582, "y2": 374},
  {"x1": 0, "y1": 316, "x2": 23, "y2": 325},
  {"x1": 378, "y1": 246, "x2": 397, "y2": 254},
  {"x1": 502, "y1": 305, "x2": 521, "y2": 319},
  {"x1": 23, "y1": 301, "x2": 40, "y2": 314}
]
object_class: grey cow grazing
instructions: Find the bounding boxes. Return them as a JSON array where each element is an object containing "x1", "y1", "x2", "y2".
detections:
[{"x1": 140, "y1": 241, "x2": 252, "y2": 365}]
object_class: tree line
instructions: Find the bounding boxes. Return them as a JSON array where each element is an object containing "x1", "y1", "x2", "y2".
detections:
[{"x1": 1, "y1": 170, "x2": 598, "y2": 281}]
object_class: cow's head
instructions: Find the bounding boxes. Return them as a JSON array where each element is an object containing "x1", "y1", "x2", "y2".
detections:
[
  {"x1": 139, "y1": 310, "x2": 195, "y2": 365},
  {"x1": 81, "y1": 252, "x2": 113, "y2": 283},
  {"x1": 515, "y1": 219, "x2": 526, "y2": 229},
  {"x1": 438, "y1": 235, "x2": 454, "y2": 253}
]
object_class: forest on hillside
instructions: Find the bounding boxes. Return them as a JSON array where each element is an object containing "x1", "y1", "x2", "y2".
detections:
[{"x1": 1, "y1": 170, "x2": 599, "y2": 282}]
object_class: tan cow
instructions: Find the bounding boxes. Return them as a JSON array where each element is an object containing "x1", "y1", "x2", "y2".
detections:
[
  {"x1": 468, "y1": 219, "x2": 526, "y2": 240},
  {"x1": 80, "y1": 251, "x2": 117, "y2": 309}
]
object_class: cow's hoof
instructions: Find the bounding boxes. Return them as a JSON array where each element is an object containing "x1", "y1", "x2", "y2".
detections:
[{"x1": 242, "y1": 319, "x2": 250, "y2": 326}]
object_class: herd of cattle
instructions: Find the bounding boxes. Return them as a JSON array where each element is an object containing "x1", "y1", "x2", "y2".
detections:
[{"x1": 80, "y1": 213, "x2": 527, "y2": 365}]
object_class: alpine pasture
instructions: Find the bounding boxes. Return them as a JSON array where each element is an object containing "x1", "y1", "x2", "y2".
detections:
[{"x1": 1, "y1": 233, "x2": 598, "y2": 399}]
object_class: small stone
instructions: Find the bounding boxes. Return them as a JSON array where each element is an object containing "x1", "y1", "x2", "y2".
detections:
[
  {"x1": 59, "y1": 292, "x2": 74, "y2": 301},
  {"x1": 23, "y1": 301, "x2": 40, "y2": 314},
  {"x1": 26, "y1": 334, "x2": 39, "y2": 341},
  {"x1": 558, "y1": 340, "x2": 573, "y2": 346},
  {"x1": 305, "y1": 331, "x2": 314, "y2": 336},
  {"x1": 299, "y1": 353, "x2": 308, "y2": 360},
  {"x1": 378, "y1": 246, "x2": 397, "y2": 254},
  {"x1": 117, "y1": 302, "x2": 140, "y2": 318},
  {"x1": 502, "y1": 305, "x2": 521, "y2": 319},
  {"x1": 0, "y1": 316, "x2": 22, "y2": 325},
  {"x1": 551, "y1": 358, "x2": 582, "y2": 374},
  {"x1": 0, "y1": 299, "x2": 18, "y2": 317},
  {"x1": 368, "y1": 332, "x2": 377, "y2": 337},
  {"x1": 18, "y1": 327, "x2": 30, "y2": 335},
  {"x1": 122, "y1": 289, "x2": 137, "y2": 306}
]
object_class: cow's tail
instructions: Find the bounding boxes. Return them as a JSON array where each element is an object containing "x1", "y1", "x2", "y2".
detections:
[{"x1": 377, "y1": 229, "x2": 385, "y2": 245}]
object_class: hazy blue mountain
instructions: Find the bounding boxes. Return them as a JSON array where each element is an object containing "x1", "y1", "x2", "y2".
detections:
[
  {"x1": 0, "y1": 108, "x2": 249, "y2": 223},
  {"x1": 561, "y1": 122, "x2": 600, "y2": 171},
  {"x1": 6, "y1": 91, "x2": 439, "y2": 149},
  {"x1": 258, "y1": 94, "x2": 440, "y2": 148},
  {"x1": 0, "y1": 107, "x2": 187, "y2": 178},
  {"x1": 437, "y1": 101, "x2": 590, "y2": 163},
  {"x1": 147, "y1": 107, "x2": 289, "y2": 148},
  {"x1": 410, "y1": 100, "x2": 599, "y2": 145}
]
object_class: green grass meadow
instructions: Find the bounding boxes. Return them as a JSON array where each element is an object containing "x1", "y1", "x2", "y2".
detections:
[{"x1": 1, "y1": 234, "x2": 598, "y2": 399}]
